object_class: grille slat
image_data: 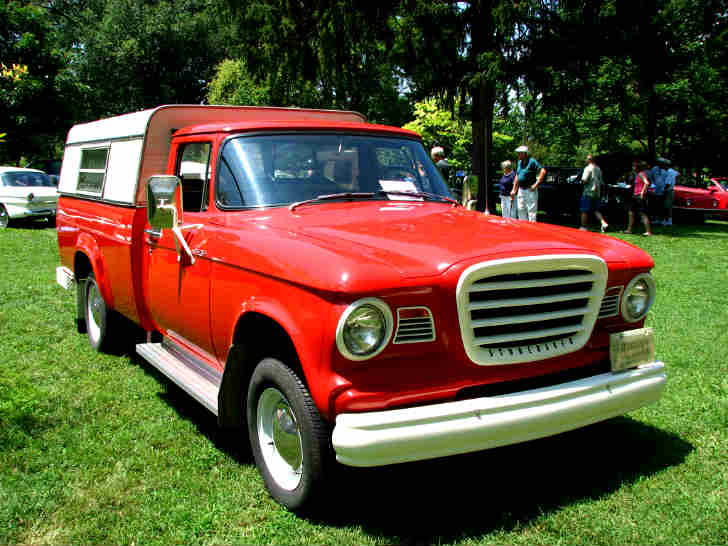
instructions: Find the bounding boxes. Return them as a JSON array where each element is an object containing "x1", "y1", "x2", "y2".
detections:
[
  {"x1": 471, "y1": 306, "x2": 590, "y2": 328},
  {"x1": 469, "y1": 273, "x2": 597, "y2": 292},
  {"x1": 468, "y1": 290, "x2": 593, "y2": 311},
  {"x1": 474, "y1": 324, "x2": 586, "y2": 347},
  {"x1": 457, "y1": 256, "x2": 607, "y2": 365}
]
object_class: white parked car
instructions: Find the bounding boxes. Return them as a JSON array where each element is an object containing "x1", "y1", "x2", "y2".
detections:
[{"x1": 0, "y1": 166, "x2": 59, "y2": 228}]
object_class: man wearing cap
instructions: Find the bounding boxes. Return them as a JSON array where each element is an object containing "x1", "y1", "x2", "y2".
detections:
[{"x1": 511, "y1": 145, "x2": 546, "y2": 222}]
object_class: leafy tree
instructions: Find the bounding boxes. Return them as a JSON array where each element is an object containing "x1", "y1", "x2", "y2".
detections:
[
  {"x1": 220, "y1": 1, "x2": 411, "y2": 125},
  {"x1": 403, "y1": 98, "x2": 514, "y2": 174},
  {"x1": 519, "y1": 0, "x2": 728, "y2": 172},
  {"x1": 207, "y1": 59, "x2": 270, "y2": 106},
  {"x1": 0, "y1": 1, "x2": 80, "y2": 164},
  {"x1": 392, "y1": 0, "x2": 530, "y2": 211},
  {"x1": 48, "y1": 0, "x2": 236, "y2": 118}
]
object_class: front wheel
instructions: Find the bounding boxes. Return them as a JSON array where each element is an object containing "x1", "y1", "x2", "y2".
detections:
[{"x1": 247, "y1": 358, "x2": 331, "y2": 511}]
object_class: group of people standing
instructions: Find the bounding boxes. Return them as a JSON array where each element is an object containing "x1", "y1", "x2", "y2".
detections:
[
  {"x1": 432, "y1": 144, "x2": 679, "y2": 236},
  {"x1": 497, "y1": 145, "x2": 546, "y2": 222},
  {"x1": 625, "y1": 158, "x2": 679, "y2": 235},
  {"x1": 497, "y1": 146, "x2": 679, "y2": 236},
  {"x1": 498, "y1": 149, "x2": 609, "y2": 230}
]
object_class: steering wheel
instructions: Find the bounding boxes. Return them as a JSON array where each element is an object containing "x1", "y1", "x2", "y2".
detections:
[{"x1": 381, "y1": 166, "x2": 417, "y2": 182}]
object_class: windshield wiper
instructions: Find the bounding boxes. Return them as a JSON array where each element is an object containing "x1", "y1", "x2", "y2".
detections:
[
  {"x1": 289, "y1": 192, "x2": 375, "y2": 212},
  {"x1": 375, "y1": 190, "x2": 461, "y2": 207},
  {"x1": 288, "y1": 189, "x2": 460, "y2": 212}
]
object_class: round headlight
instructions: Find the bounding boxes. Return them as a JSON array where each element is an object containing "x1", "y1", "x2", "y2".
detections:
[
  {"x1": 336, "y1": 298, "x2": 393, "y2": 361},
  {"x1": 621, "y1": 273, "x2": 656, "y2": 322}
]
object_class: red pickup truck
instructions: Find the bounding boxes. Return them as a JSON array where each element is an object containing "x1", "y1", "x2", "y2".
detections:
[{"x1": 56, "y1": 105, "x2": 666, "y2": 510}]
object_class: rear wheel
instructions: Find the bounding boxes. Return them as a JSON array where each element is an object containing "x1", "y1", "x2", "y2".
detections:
[
  {"x1": 84, "y1": 272, "x2": 113, "y2": 351},
  {"x1": 247, "y1": 357, "x2": 331, "y2": 511}
]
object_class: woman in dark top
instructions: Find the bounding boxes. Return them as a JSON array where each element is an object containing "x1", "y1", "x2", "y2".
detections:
[{"x1": 498, "y1": 160, "x2": 516, "y2": 218}]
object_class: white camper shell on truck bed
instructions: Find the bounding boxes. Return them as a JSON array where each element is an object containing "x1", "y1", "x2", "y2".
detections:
[{"x1": 58, "y1": 105, "x2": 367, "y2": 206}]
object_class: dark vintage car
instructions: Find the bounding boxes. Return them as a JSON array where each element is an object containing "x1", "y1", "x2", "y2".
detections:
[
  {"x1": 537, "y1": 165, "x2": 627, "y2": 221},
  {"x1": 537, "y1": 166, "x2": 585, "y2": 218}
]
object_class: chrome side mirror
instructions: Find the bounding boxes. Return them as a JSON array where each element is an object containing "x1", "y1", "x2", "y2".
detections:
[
  {"x1": 147, "y1": 175, "x2": 182, "y2": 230},
  {"x1": 146, "y1": 175, "x2": 199, "y2": 265}
]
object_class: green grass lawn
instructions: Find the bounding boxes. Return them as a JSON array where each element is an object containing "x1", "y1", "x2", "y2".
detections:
[{"x1": 1, "y1": 219, "x2": 726, "y2": 545}]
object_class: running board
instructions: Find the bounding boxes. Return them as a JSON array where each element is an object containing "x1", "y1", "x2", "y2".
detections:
[{"x1": 136, "y1": 342, "x2": 219, "y2": 416}]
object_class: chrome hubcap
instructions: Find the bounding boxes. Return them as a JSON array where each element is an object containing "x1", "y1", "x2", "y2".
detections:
[
  {"x1": 257, "y1": 387, "x2": 303, "y2": 490},
  {"x1": 0, "y1": 207, "x2": 8, "y2": 228}
]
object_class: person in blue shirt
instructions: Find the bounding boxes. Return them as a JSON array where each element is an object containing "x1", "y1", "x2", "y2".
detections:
[
  {"x1": 648, "y1": 159, "x2": 667, "y2": 225},
  {"x1": 498, "y1": 160, "x2": 517, "y2": 218},
  {"x1": 511, "y1": 145, "x2": 546, "y2": 222}
]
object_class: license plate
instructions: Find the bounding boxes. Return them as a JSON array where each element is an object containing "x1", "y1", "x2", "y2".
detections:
[{"x1": 609, "y1": 328, "x2": 655, "y2": 372}]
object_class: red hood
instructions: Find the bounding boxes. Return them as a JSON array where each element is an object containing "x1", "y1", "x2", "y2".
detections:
[{"x1": 215, "y1": 201, "x2": 652, "y2": 293}]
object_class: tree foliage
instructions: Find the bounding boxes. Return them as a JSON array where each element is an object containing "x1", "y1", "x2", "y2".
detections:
[
  {"x1": 48, "y1": 0, "x2": 235, "y2": 117},
  {"x1": 0, "y1": 1, "x2": 81, "y2": 164},
  {"x1": 403, "y1": 98, "x2": 514, "y2": 173},
  {"x1": 207, "y1": 59, "x2": 270, "y2": 106},
  {"x1": 213, "y1": 1, "x2": 411, "y2": 125},
  {"x1": 1, "y1": 0, "x2": 727, "y2": 177}
]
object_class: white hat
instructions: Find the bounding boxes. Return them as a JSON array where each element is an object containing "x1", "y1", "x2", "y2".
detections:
[{"x1": 515, "y1": 145, "x2": 529, "y2": 153}]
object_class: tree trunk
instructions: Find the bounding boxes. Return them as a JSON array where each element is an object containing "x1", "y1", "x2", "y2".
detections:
[
  {"x1": 647, "y1": 83, "x2": 657, "y2": 161},
  {"x1": 470, "y1": 0, "x2": 497, "y2": 213},
  {"x1": 474, "y1": 79, "x2": 496, "y2": 213}
]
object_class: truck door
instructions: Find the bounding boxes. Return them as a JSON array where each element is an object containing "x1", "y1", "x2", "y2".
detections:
[{"x1": 144, "y1": 140, "x2": 214, "y2": 356}]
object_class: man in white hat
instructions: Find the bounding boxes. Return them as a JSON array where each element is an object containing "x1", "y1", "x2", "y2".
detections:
[{"x1": 511, "y1": 145, "x2": 546, "y2": 222}]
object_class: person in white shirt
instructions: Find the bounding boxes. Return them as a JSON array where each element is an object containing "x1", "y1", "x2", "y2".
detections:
[{"x1": 579, "y1": 154, "x2": 609, "y2": 232}]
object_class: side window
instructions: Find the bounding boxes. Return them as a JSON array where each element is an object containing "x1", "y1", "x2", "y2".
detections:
[
  {"x1": 77, "y1": 148, "x2": 109, "y2": 194},
  {"x1": 176, "y1": 142, "x2": 212, "y2": 212}
]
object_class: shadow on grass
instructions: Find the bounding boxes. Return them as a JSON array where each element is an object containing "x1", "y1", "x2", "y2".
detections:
[
  {"x1": 125, "y1": 351, "x2": 253, "y2": 463},
  {"x1": 129, "y1": 347, "x2": 691, "y2": 541},
  {"x1": 308, "y1": 418, "x2": 692, "y2": 541}
]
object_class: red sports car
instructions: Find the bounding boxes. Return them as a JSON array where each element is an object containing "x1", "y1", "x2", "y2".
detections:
[{"x1": 673, "y1": 176, "x2": 728, "y2": 221}]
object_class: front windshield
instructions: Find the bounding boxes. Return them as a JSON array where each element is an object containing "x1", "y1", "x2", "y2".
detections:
[
  {"x1": 216, "y1": 133, "x2": 452, "y2": 208},
  {"x1": 1, "y1": 171, "x2": 55, "y2": 187}
]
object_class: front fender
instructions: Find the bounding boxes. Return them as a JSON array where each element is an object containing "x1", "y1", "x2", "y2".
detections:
[{"x1": 224, "y1": 292, "x2": 344, "y2": 420}]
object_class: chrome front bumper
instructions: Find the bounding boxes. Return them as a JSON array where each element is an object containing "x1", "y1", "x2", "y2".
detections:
[{"x1": 332, "y1": 361, "x2": 666, "y2": 467}]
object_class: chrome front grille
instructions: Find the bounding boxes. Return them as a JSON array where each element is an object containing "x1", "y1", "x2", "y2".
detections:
[{"x1": 457, "y1": 255, "x2": 608, "y2": 365}]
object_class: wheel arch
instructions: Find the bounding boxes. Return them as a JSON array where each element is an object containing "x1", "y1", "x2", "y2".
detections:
[
  {"x1": 217, "y1": 311, "x2": 303, "y2": 428},
  {"x1": 73, "y1": 233, "x2": 114, "y2": 309}
]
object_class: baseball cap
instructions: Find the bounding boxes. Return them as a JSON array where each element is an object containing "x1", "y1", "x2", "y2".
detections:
[{"x1": 515, "y1": 145, "x2": 528, "y2": 153}]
